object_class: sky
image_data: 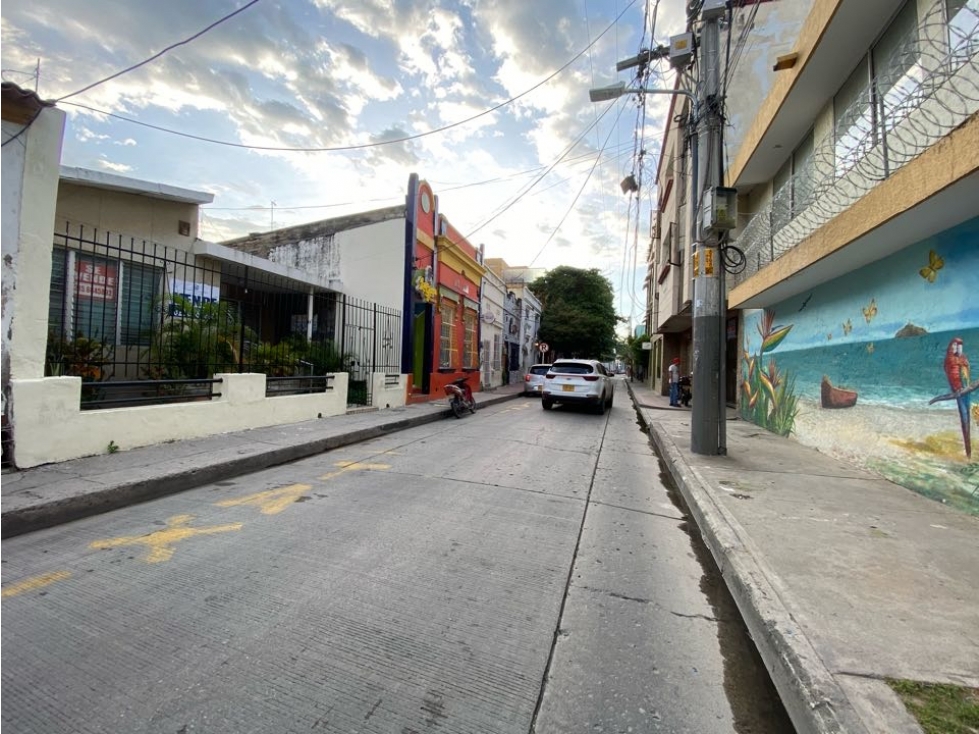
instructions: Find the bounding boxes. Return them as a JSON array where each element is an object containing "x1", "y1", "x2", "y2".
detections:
[{"x1": 1, "y1": 0, "x2": 688, "y2": 334}]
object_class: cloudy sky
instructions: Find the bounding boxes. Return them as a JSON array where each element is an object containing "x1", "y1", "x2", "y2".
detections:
[{"x1": 2, "y1": 0, "x2": 687, "y2": 331}]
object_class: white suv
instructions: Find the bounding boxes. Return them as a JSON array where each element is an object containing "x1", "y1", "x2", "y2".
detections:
[
  {"x1": 542, "y1": 359, "x2": 614, "y2": 414},
  {"x1": 523, "y1": 364, "x2": 551, "y2": 396}
]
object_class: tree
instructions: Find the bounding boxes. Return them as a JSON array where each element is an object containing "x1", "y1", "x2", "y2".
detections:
[
  {"x1": 622, "y1": 333, "x2": 649, "y2": 378},
  {"x1": 531, "y1": 266, "x2": 620, "y2": 359}
]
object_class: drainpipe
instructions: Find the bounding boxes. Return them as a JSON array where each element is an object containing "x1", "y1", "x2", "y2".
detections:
[{"x1": 306, "y1": 288, "x2": 314, "y2": 342}]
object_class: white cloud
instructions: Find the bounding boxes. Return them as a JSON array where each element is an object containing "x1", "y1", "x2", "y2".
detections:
[
  {"x1": 2, "y1": 0, "x2": 677, "y2": 320},
  {"x1": 97, "y1": 158, "x2": 132, "y2": 173}
]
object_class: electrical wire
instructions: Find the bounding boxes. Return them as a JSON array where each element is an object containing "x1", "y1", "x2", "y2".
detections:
[
  {"x1": 57, "y1": 1, "x2": 262, "y2": 102},
  {"x1": 200, "y1": 143, "x2": 637, "y2": 217},
  {"x1": 462, "y1": 98, "x2": 621, "y2": 240},
  {"x1": 59, "y1": 0, "x2": 639, "y2": 154},
  {"x1": 527, "y1": 99, "x2": 632, "y2": 267}
]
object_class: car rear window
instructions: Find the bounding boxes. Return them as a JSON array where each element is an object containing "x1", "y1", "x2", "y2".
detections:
[
  {"x1": 551, "y1": 363, "x2": 593, "y2": 375},
  {"x1": 530, "y1": 365, "x2": 551, "y2": 375}
]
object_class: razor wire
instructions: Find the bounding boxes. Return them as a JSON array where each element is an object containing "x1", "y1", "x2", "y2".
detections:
[{"x1": 732, "y1": 0, "x2": 979, "y2": 288}]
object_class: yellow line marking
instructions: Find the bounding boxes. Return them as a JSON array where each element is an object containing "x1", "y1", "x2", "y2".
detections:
[
  {"x1": 89, "y1": 514, "x2": 242, "y2": 563},
  {"x1": 215, "y1": 483, "x2": 314, "y2": 515},
  {"x1": 319, "y1": 460, "x2": 390, "y2": 481},
  {"x1": 214, "y1": 461, "x2": 391, "y2": 516},
  {"x1": 1, "y1": 570, "x2": 71, "y2": 599}
]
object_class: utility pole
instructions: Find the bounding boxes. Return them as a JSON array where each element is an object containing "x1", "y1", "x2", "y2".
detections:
[
  {"x1": 691, "y1": 0, "x2": 729, "y2": 455},
  {"x1": 588, "y1": 16, "x2": 733, "y2": 451}
]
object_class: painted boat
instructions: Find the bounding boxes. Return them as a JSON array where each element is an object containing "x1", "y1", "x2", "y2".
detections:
[{"x1": 821, "y1": 375, "x2": 857, "y2": 409}]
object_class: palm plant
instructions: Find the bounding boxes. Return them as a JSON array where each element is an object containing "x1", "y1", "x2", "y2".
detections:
[
  {"x1": 740, "y1": 309, "x2": 799, "y2": 436},
  {"x1": 144, "y1": 296, "x2": 253, "y2": 380}
]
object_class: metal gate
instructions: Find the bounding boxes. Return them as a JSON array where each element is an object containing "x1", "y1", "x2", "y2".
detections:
[{"x1": 335, "y1": 294, "x2": 402, "y2": 406}]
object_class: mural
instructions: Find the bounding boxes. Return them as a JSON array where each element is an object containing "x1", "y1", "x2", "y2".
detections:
[{"x1": 742, "y1": 217, "x2": 979, "y2": 514}]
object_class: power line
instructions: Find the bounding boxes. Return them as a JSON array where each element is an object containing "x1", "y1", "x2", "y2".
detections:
[
  {"x1": 200, "y1": 145, "x2": 637, "y2": 214},
  {"x1": 463, "y1": 99, "x2": 621, "y2": 241},
  {"x1": 57, "y1": 1, "x2": 262, "y2": 102},
  {"x1": 528, "y1": 99, "x2": 632, "y2": 267},
  {"x1": 59, "y1": 0, "x2": 639, "y2": 154}
]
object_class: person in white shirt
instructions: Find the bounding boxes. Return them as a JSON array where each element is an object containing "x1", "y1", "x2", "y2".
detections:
[{"x1": 668, "y1": 357, "x2": 681, "y2": 406}]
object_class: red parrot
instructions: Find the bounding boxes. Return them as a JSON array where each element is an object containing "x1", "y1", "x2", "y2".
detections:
[{"x1": 944, "y1": 337, "x2": 972, "y2": 458}]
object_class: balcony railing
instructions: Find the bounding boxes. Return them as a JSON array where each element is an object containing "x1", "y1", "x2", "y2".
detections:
[{"x1": 732, "y1": 0, "x2": 978, "y2": 289}]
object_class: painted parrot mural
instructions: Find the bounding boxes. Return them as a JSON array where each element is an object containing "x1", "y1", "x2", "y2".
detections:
[{"x1": 929, "y1": 337, "x2": 979, "y2": 458}]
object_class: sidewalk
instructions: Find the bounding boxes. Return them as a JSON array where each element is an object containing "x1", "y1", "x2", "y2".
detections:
[
  {"x1": 1, "y1": 384, "x2": 526, "y2": 538},
  {"x1": 4, "y1": 378, "x2": 977, "y2": 734},
  {"x1": 627, "y1": 379, "x2": 979, "y2": 734}
]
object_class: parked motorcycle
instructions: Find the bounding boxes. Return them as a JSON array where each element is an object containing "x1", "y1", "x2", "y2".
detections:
[
  {"x1": 679, "y1": 374, "x2": 692, "y2": 408},
  {"x1": 444, "y1": 377, "x2": 477, "y2": 418}
]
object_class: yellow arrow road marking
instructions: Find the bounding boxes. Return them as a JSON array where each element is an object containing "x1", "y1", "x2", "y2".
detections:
[
  {"x1": 1, "y1": 570, "x2": 72, "y2": 599},
  {"x1": 215, "y1": 461, "x2": 391, "y2": 516},
  {"x1": 319, "y1": 460, "x2": 390, "y2": 481},
  {"x1": 89, "y1": 514, "x2": 242, "y2": 563},
  {"x1": 215, "y1": 483, "x2": 314, "y2": 515}
]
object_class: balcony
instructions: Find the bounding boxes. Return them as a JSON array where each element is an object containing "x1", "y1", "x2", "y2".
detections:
[{"x1": 729, "y1": 0, "x2": 979, "y2": 308}]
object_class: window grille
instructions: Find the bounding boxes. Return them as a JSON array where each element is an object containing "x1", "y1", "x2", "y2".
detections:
[
  {"x1": 440, "y1": 299, "x2": 456, "y2": 368},
  {"x1": 463, "y1": 309, "x2": 478, "y2": 368}
]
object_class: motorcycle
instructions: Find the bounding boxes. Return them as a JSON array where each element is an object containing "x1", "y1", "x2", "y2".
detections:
[
  {"x1": 679, "y1": 374, "x2": 692, "y2": 408},
  {"x1": 444, "y1": 377, "x2": 477, "y2": 418}
]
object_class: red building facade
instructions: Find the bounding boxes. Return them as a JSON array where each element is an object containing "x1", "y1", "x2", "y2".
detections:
[{"x1": 404, "y1": 175, "x2": 486, "y2": 403}]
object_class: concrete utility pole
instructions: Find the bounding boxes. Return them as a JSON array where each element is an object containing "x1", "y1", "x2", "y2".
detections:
[{"x1": 691, "y1": 0, "x2": 728, "y2": 455}]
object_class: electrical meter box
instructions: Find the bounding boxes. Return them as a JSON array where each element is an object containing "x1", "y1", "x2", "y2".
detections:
[
  {"x1": 669, "y1": 33, "x2": 693, "y2": 69},
  {"x1": 702, "y1": 187, "x2": 738, "y2": 232},
  {"x1": 701, "y1": 0, "x2": 728, "y2": 20}
]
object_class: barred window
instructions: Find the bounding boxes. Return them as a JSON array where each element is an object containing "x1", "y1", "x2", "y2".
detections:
[
  {"x1": 50, "y1": 248, "x2": 160, "y2": 347},
  {"x1": 439, "y1": 299, "x2": 456, "y2": 368},
  {"x1": 463, "y1": 309, "x2": 478, "y2": 368},
  {"x1": 772, "y1": 129, "x2": 814, "y2": 232},
  {"x1": 492, "y1": 334, "x2": 501, "y2": 370},
  {"x1": 834, "y1": 0, "x2": 920, "y2": 177}
]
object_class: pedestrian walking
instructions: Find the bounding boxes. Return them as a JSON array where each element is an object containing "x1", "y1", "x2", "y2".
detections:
[{"x1": 668, "y1": 357, "x2": 681, "y2": 406}]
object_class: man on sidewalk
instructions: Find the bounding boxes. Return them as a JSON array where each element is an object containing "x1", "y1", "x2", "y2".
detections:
[{"x1": 668, "y1": 357, "x2": 681, "y2": 407}]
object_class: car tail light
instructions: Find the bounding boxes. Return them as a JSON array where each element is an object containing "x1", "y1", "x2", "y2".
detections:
[
  {"x1": 583, "y1": 375, "x2": 600, "y2": 381},
  {"x1": 524, "y1": 374, "x2": 531, "y2": 382}
]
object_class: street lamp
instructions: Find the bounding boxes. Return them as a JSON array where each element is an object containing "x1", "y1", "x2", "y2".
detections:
[{"x1": 588, "y1": 81, "x2": 695, "y2": 104}]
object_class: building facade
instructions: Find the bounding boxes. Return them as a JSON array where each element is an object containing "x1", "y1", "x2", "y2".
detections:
[
  {"x1": 726, "y1": 0, "x2": 978, "y2": 510},
  {"x1": 484, "y1": 259, "x2": 544, "y2": 381},
  {"x1": 478, "y1": 265, "x2": 506, "y2": 390},
  {"x1": 225, "y1": 174, "x2": 487, "y2": 404},
  {"x1": 2, "y1": 83, "x2": 66, "y2": 467},
  {"x1": 645, "y1": 1, "x2": 808, "y2": 401}
]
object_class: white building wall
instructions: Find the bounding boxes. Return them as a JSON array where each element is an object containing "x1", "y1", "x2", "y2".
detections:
[
  {"x1": 264, "y1": 218, "x2": 405, "y2": 311},
  {"x1": 2, "y1": 106, "x2": 66, "y2": 385},
  {"x1": 55, "y1": 182, "x2": 203, "y2": 249},
  {"x1": 479, "y1": 267, "x2": 506, "y2": 389},
  {"x1": 337, "y1": 218, "x2": 406, "y2": 310}
]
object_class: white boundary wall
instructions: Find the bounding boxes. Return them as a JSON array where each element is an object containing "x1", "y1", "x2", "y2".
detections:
[
  {"x1": 371, "y1": 373, "x2": 408, "y2": 409},
  {"x1": 10, "y1": 372, "x2": 351, "y2": 468}
]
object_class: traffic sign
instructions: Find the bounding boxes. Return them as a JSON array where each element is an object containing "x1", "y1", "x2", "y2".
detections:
[{"x1": 538, "y1": 342, "x2": 549, "y2": 352}]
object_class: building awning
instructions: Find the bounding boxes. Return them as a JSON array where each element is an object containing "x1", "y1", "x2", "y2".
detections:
[{"x1": 59, "y1": 166, "x2": 215, "y2": 205}]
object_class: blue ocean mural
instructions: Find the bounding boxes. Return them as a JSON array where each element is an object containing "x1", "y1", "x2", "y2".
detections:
[{"x1": 742, "y1": 217, "x2": 979, "y2": 513}]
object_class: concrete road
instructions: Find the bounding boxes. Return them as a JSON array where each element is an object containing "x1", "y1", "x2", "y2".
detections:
[{"x1": 1, "y1": 394, "x2": 792, "y2": 733}]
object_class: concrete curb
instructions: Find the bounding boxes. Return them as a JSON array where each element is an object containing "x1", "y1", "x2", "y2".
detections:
[
  {"x1": 626, "y1": 382, "x2": 867, "y2": 734},
  {"x1": 2, "y1": 391, "x2": 520, "y2": 539}
]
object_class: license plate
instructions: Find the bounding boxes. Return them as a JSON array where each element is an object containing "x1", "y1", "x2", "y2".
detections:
[{"x1": 562, "y1": 384, "x2": 575, "y2": 392}]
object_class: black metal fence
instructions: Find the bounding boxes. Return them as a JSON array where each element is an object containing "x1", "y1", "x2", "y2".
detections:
[{"x1": 45, "y1": 224, "x2": 401, "y2": 409}]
